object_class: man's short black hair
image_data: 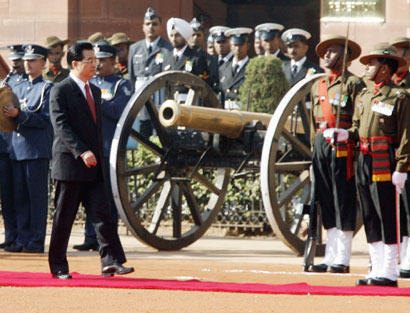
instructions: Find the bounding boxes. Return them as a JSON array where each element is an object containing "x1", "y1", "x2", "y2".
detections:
[
  {"x1": 378, "y1": 57, "x2": 399, "y2": 74},
  {"x1": 67, "y1": 42, "x2": 93, "y2": 68}
]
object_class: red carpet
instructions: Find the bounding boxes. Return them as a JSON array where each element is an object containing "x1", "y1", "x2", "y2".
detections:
[{"x1": 0, "y1": 271, "x2": 409, "y2": 296}]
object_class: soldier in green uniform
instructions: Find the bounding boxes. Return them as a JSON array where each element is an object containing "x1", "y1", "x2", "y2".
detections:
[
  {"x1": 42, "y1": 36, "x2": 70, "y2": 83},
  {"x1": 308, "y1": 35, "x2": 364, "y2": 274},
  {"x1": 351, "y1": 44, "x2": 410, "y2": 287},
  {"x1": 108, "y1": 32, "x2": 134, "y2": 80},
  {"x1": 389, "y1": 37, "x2": 410, "y2": 278}
]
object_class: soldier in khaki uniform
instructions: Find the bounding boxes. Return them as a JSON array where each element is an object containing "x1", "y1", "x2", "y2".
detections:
[
  {"x1": 308, "y1": 36, "x2": 364, "y2": 274},
  {"x1": 389, "y1": 37, "x2": 410, "y2": 278},
  {"x1": 351, "y1": 44, "x2": 410, "y2": 287},
  {"x1": 390, "y1": 37, "x2": 410, "y2": 91},
  {"x1": 108, "y1": 32, "x2": 134, "y2": 80},
  {"x1": 42, "y1": 36, "x2": 70, "y2": 83}
]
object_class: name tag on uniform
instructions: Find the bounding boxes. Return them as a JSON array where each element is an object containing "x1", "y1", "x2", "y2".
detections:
[
  {"x1": 220, "y1": 76, "x2": 226, "y2": 83},
  {"x1": 371, "y1": 100, "x2": 394, "y2": 116},
  {"x1": 134, "y1": 54, "x2": 143, "y2": 63},
  {"x1": 164, "y1": 64, "x2": 171, "y2": 71}
]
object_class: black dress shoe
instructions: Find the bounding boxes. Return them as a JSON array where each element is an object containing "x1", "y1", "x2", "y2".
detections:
[
  {"x1": 23, "y1": 246, "x2": 44, "y2": 253},
  {"x1": 102, "y1": 262, "x2": 134, "y2": 277},
  {"x1": 307, "y1": 263, "x2": 328, "y2": 272},
  {"x1": 328, "y1": 264, "x2": 350, "y2": 273},
  {"x1": 4, "y1": 243, "x2": 23, "y2": 252},
  {"x1": 52, "y1": 271, "x2": 72, "y2": 280},
  {"x1": 0, "y1": 242, "x2": 13, "y2": 249},
  {"x1": 356, "y1": 278, "x2": 371, "y2": 286},
  {"x1": 367, "y1": 277, "x2": 398, "y2": 287},
  {"x1": 73, "y1": 241, "x2": 99, "y2": 251},
  {"x1": 399, "y1": 269, "x2": 410, "y2": 279}
]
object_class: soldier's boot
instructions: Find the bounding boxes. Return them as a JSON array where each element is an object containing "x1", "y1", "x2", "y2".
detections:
[
  {"x1": 367, "y1": 244, "x2": 398, "y2": 287},
  {"x1": 356, "y1": 241, "x2": 384, "y2": 286},
  {"x1": 328, "y1": 230, "x2": 353, "y2": 273},
  {"x1": 308, "y1": 227, "x2": 338, "y2": 272}
]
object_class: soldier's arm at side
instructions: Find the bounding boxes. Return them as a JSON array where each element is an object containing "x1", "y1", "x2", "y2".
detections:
[
  {"x1": 128, "y1": 44, "x2": 136, "y2": 92},
  {"x1": 395, "y1": 93, "x2": 410, "y2": 172}
]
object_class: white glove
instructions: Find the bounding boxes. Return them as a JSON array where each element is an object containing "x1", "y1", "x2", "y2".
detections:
[
  {"x1": 392, "y1": 171, "x2": 408, "y2": 194},
  {"x1": 322, "y1": 128, "x2": 349, "y2": 142}
]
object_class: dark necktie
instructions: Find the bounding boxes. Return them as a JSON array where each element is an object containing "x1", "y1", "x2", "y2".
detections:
[
  {"x1": 219, "y1": 59, "x2": 224, "y2": 66},
  {"x1": 232, "y1": 64, "x2": 239, "y2": 76},
  {"x1": 175, "y1": 55, "x2": 179, "y2": 63},
  {"x1": 85, "y1": 84, "x2": 96, "y2": 123},
  {"x1": 291, "y1": 64, "x2": 298, "y2": 78},
  {"x1": 148, "y1": 45, "x2": 152, "y2": 54}
]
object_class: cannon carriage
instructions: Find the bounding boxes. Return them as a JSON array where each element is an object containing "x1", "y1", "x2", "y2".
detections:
[{"x1": 109, "y1": 70, "x2": 329, "y2": 254}]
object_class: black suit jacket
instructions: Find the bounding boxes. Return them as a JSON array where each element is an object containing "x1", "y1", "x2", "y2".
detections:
[
  {"x1": 50, "y1": 77, "x2": 104, "y2": 182},
  {"x1": 219, "y1": 59, "x2": 249, "y2": 101},
  {"x1": 283, "y1": 59, "x2": 324, "y2": 87}
]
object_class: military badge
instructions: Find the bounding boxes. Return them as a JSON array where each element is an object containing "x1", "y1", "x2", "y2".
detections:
[
  {"x1": 184, "y1": 60, "x2": 193, "y2": 72},
  {"x1": 306, "y1": 68, "x2": 316, "y2": 76},
  {"x1": 101, "y1": 89, "x2": 113, "y2": 100},
  {"x1": 19, "y1": 98, "x2": 28, "y2": 111},
  {"x1": 164, "y1": 64, "x2": 171, "y2": 71},
  {"x1": 155, "y1": 53, "x2": 164, "y2": 64},
  {"x1": 371, "y1": 100, "x2": 394, "y2": 116}
]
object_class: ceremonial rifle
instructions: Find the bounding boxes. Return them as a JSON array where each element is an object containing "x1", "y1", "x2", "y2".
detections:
[{"x1": 303, "y1": 24, "x2": 351, "y2": 271}]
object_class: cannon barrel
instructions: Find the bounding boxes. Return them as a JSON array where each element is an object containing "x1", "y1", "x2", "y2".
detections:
[{"x1": 159, "y1": 100, "x2": 272, "y2": 139}]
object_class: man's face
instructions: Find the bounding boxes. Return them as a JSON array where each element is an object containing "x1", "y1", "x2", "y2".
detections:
[
  {"x1": 364, "y1": 58, "x2": 382, "y2": 81},
  {"x1": 189, "y1": 30, "x2": 205, "y2": 50},
  {"x1": 95, "y1": 57, "x2": 115, "y2": 77},
  {"x1": 48, "y1": 45, "x2": 64, "y2": 65},
  {"x1": 170, "y1": 30, "x2": 186, "y2": 49},
  {"x1": 231, "y1": 42, "x2": 249, "y2": 61},
  {"x1": 75, "y1": 49, "x2": 97, "y2": 81},
  {"x1": 396, "y1": 46, "x2": 410, "y2": 72},
  {"x1": 143, "y1": 18, "x2": 162, "y2": 41},
  {"x1": 11, "y1": 59, "x2": 25, "y2": 74},
  {"x1": 214, "y1": 39, "x2": 231, "y2": 57},
  {"x1": 207, "y1": 42, "x2": 216, "y2": 56},
  {"x1": 24, "y1": 58, "x2": 45, "y2": 78},
  {"x1": 323, "y1": 44, "x2": 343, "y2": 70},
  {"x1": 254, "y1": 38, "x2": 264, "y2": 56},
  {"x1": 287, "y1": 41, "x2": 308, "y2": 61},
  {"x1": 115, "y1": 44, "x2": 129, "y2": 65},
  {"x1": 262, "y1": 37, "x2": 280, "y2": 54}
]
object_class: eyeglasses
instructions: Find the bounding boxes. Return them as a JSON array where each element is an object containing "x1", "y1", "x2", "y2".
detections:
[{"x1": 81, "y1": 57, "x2": 97, "y2": 64}]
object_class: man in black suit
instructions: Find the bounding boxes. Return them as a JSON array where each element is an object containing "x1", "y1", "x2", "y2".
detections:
[
  {"x1": 48, "y1": 42, "x2": 134, "y2": 279},
  {"x1": 163, "y1": 17, "x2": 210, "y2": 93},
  {"x1": 188, "y1": 18, "x2": 219, "y2": 89},
  {"x1": 281, "y1": 28, "x2": 324, "y2": 87},
  {"x1": 219, "y1": 27, "x2": 253, "y2": 109},
  {"x1": 255, "y1": 23, "x2": 289, "y2": 61}
]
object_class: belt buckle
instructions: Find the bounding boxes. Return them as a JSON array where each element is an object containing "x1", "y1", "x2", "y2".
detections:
[{"x1": 319, "y1": 121, "x2": 327, "y2": 132}]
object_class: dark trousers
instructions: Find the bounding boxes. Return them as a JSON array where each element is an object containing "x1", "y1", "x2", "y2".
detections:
[
  {"x1": 83, "y1": 157, "x2": 118, "y2": 243},
  {"x1": 12, "y1": 158, "x2": 49, "y2": 249},
  {"x1": 312, "y1": 134, "x2": 357, "y2": 231},
  {"x1": 356, "y1": 153, "x2": 397, "y2": 244},
  {"x1": 399, "y1": 173, "x2": 410, "y2": 237},
  {"x1": 0, "y1": 154, "x2": 16, "y2": 244},
  {"x1": 48, "y1": 180, "x2": 126, "y2": 274}
]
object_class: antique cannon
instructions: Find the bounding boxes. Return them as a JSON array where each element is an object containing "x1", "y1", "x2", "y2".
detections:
[{"x1": 110, "y1": 70, "x2": 329, "y2": 254}]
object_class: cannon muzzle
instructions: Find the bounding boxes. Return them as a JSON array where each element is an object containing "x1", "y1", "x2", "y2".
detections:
[{"x1": 159, "y1": 100, "x2": 272, "y2": 139}]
